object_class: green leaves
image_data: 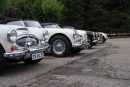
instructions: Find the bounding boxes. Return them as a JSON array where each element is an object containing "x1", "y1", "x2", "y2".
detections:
[
  {"x1": 41, "y1": 0, "x2": 64, "y2": 22},
  {"x1": 0, "y1": 0, "x2": 64, "y2": 22},
  {"x1": 0, "y1": 0, "x2": 130, "y2": 33}
]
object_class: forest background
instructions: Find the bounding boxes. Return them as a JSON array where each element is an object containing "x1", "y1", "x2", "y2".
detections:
[{"x1": 0, "y1": 0, "x2": 130, "y2": 34}]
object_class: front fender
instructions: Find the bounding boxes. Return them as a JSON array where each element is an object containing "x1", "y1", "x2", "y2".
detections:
[
  {"x1": 0, "y1": 38, "x2": 13, "y2": 52},
  {"x1": 0, "y1": 25, "x2": 24, "y2": 52},
  {"x1": 45, "y1": 28, "x2": 76, "y2": 46}
]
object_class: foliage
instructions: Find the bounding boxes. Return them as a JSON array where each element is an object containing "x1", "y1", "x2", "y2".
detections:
[
  {"x1": 41, "y1": 0, "x2": 64, "y2": 22},
  {"x1": 0, "y1": 0, "x2": 64, "y2": 22},
  {"x1": 60, "y1": 0, "x2": 86, "y2": 29},
  {"x1": 0, "y1": 0, "x2": 130, "y2": 33},
  {"x1": 60, "y1": 0, "x2": 130, "y2": 33}
]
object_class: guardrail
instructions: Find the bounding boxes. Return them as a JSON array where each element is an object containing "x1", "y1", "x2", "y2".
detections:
[{"x1": 107, "y1": 33, "x2": 130, "y2": 38}]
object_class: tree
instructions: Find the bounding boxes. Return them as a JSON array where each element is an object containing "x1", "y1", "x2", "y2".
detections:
[
  {"x1": 41, "y1": 0, "x2": 64, "y2": 22},
  {"x1": 1, "y1": 0, "x2": 130, "y2": 33},
  {"x1": 60, "y1": 0, "x2": 86, "y2": 29},
  {"x1": 13, "y1": 0, "x2": 64, "y2": 22},
  {"x1": 0, "y1": 0, "x2": 64, "y2": 22}
]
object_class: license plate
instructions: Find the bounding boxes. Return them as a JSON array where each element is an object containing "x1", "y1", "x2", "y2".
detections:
[{"x1": 32, "y1": 52, "x2": 44, "y2": 60}]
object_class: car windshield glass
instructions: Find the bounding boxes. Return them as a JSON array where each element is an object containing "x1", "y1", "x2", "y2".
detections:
[
  {"x1": 43, "y1": 24, "x2": 61, "y2": 28},
  {"x1": 24, "y1": 21, "x2": 42, "y2": 28},
  {"x1": 55, "y1": 24, "x2": 61, "y2": 28}
]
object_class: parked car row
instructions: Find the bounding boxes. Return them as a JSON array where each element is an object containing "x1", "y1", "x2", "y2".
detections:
[{"x1": 0, "y1": 18, "x2": 108, "y2": 71}]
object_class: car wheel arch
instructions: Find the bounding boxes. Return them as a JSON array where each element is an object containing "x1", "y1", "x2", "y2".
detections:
[{"x1": 48, "y1": 33, "x2": 72, "y2": 47}]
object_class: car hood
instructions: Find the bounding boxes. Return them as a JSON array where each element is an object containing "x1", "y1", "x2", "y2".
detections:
[
  {"x1": 0, "y1": 24, "x2": 30, "y2": 35},
  {"x1": 26, "y1": 27, "x2": 44, "y2": 39},
  {"x1": 42, "y1": 27, "x2": 76, "y2": 35},
  {"x1": 63, "y1": 27, "x2": 86, "y2": 35}
]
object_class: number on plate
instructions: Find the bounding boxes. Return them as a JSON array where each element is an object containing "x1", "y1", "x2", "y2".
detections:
[{"x1": 32, "y1": 52, "x2": 44, "y2": 60}]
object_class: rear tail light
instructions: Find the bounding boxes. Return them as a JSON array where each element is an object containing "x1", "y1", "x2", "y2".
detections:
[
  {"x1": 95, "y1": 33, "x2": 99, "y2": 39},
  {"x1": 97, "y1": 33, "x2": 100, "y2": 37}
]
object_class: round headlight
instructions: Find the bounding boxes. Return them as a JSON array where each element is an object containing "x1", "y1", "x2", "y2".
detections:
[
  {"x1": 43, "y1": 30, "x2": 49, "y2": 40},
  {"x1": 7, "y1": 30, "x2": 17, "y2": 42}
]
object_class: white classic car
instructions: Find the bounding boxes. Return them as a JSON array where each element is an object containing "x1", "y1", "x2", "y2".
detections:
[
  {"x1": 97, "y1": 32, "x2": 108, "y2": 44},
  {"x1": 2, "y1": 19, "x2": 84, "y2": 57},
  {"x1": 41, "y1": 23, "x2": 88, "y2": 53},
  {"x1": 0, "y1": 24, "x2": 48, "y2": 70}
]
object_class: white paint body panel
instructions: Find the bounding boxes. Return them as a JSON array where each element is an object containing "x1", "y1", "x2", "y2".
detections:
[
  {"x1": 101, "y1": 32, "x2": 108, "y2": 40},
  {"x1": 0, "y1": 24, "x2": 29, "y2": 52},
  {"x1": 42, "y1": 28, "x2": 79, "y2": 47}
]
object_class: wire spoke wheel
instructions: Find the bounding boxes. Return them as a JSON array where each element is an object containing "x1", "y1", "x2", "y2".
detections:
[
  {"x1": 50, "y1": 36, "x2": 71, "y2": 57},
  {"x1": 52, "y1": 39, "x2": 66, "y2": 55}
]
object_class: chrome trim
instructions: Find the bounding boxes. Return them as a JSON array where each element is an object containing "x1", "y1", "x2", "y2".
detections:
[
  {"x1": 7, "y1": 30, "x2": 17, "y2": 42},
  {"x1": 16, "y1": 34, "x2": 38, "y2": 40},
  {"x1": 92, "y1": 40, "x2": 98, "y2": 43},
  {"x1": 73, "y1": 43, "x2": 82, "y2": 48},
  {"x1": 17, "y1": 28, "x2": 28, "y2": 30},
  {"x1": 81, "y1": 39, "x2": 89, "y2": 49},
  {"x1": 16, "y1": 34, "x2": 39, "y2": 48},
  {"x1": 4, "y1": 47, "x2": 45, "y2": 59},
  {"x1": 4, "y1": 34, "x2": 49, "y2": 60}
]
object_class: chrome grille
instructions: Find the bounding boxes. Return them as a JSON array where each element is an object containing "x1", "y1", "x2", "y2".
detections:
[{"x1": 16, "y1": 35, "x2": 38, "y2": 47}]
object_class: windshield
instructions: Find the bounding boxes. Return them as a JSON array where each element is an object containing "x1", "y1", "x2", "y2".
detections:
[
  {"x1": 24, "y1": 21, "x2": 42, "y2": 28},
  {"x1": 43, "y1": 24, "x2": 61, "y2": 28}
]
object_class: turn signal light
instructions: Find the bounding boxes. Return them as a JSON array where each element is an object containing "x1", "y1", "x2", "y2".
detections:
[{"x1": 10, "y1": 44, "x2": 17, "y2": 51}]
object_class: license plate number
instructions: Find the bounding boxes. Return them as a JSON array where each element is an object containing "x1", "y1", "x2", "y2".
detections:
[{"x1": 32, "y1": 52, "x2": 44, "y2": 60}]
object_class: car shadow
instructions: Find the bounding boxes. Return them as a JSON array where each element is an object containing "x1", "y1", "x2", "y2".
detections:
[{"x1": 0, "y1": 62, "x2": 43, "y2": 76}]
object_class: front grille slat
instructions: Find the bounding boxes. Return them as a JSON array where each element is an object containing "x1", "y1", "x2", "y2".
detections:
[{"x1": 16, "y1": 36, "x2": 38, "y2": 47}]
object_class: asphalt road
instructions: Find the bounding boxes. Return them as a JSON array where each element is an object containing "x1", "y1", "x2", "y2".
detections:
[
  {"x1": 0, "y1": 40, "x2": 107, "y2": 87},
  {"x1": 13, "y1": 38, "x2": 130, "y2": 87},
  {"x1": 2, "y1": 38, "x2": 130, "y2": 87},
  {"x1": 12, "y1": 38, "x2": 130, "y2": 87}
]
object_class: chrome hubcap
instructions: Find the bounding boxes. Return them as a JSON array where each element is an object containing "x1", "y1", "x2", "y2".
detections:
[{"x1": 52, "y1": 39, "x2": 65, "y2": 54}]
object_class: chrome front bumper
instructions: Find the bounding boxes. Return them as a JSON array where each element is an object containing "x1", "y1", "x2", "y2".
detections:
[
  {"x1": 4, "y1": 47, "x2": 45, "y2": 59},
  {"x1": 73, "y1": 42, "x2": 82, "y2": 48},
  {"x1": 81, "y1": 40, "x2": 89, "y2": 49},
  {"x1": 92, "y1": 39, "x2": 98, "y2": 43},
  {"x1": 73, "y1": 39, "x2": 88, "y2": 49}
]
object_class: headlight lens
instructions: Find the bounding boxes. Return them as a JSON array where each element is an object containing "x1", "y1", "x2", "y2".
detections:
[
  {"x1": 73, "y1": 30, "x2": 82, "y2": 39},
  {"x1": 7, "y1": 30, "x2": 17, "y2": 42},
  {"x1": 43, "y1": 30, "x2": 49, "y2": 40},
  {"x1": 73, "y1": 34, "x2": 81, "y2": 39}
]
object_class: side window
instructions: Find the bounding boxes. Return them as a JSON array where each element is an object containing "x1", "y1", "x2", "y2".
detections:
[{"x1": 7, "y1": 21, "x2": 20, "y2": 26}]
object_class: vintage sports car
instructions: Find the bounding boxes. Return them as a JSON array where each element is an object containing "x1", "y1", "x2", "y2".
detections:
[
  {"x1": 1, "y1": 19, "x2": 83, "y2": 57},
  {"x1": 42, "y1": 23, "x2": 101, "y2": 49},
  {"x1": 0, "y1": 24, "x2": 48, "y2": 71},
  {"x1": 41, "y1": 23, "x2": 89, "y2": 51}
]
